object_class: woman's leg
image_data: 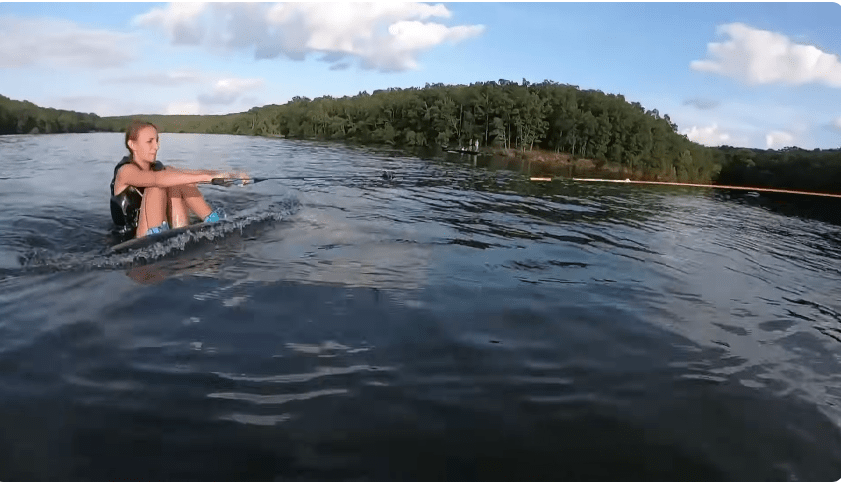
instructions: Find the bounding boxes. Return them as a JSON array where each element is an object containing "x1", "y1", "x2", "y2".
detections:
[
  {"x1": 136, "y1": 186, "x2": 168, "y2": 237},
  {"x1": 168, "y1": 185, "x2": 213, "y2": 228},
  {"x1": 168, "y1": 186, "x2": 191, "y2": 229}
]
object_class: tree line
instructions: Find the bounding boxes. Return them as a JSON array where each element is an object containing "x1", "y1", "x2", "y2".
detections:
[
  {"x1": 2, "y1": 81, "x2": 840, "y2": 192},
  {"x1": 223, "y1": 79, "x2": 722, "y2": 183},
  {"x1": 716, "y1": 145, "x2": 841, "y2": 194},
  {"x1": 0, "y1": 94, "x2": 100, "y2": 135},
  {"x1": 0, "y1": 94, "x2": 236, "y2": 135}
]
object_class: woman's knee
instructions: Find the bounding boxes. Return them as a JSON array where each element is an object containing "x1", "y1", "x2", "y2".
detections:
[
  {"x1": 173, "y1": 184, "x2": 203, "y2": 198},
  {"x1": 164, "y1": 185, "x2": 182, "y2": 199}
]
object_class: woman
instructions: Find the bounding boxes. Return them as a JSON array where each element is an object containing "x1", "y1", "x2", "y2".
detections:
[{"x1": 110, "y1": 120, "x2": 247, "y2": 239}]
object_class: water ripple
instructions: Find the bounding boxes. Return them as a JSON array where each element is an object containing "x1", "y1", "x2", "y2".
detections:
[
  {"x1": 213, "y1": 364, "x2": 393, "y2": 384},
  {"x1": 208, "y1": 388, "x2": 349, "y2": 405},
  {"x1": 2, "y1": 135, "x2": 841, "y2": 480}
]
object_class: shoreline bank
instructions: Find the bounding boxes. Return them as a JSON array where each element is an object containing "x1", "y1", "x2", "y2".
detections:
[{"x1": 485, "y1": 147, "x2": 654, "y2": 181}]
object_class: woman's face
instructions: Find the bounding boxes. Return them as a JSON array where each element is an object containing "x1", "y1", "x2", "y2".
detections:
[{"x1": 128, "y1": 126, "x2": 159, "y2": 165}]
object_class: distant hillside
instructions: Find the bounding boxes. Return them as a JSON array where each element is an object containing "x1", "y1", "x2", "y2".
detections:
[
  {"x1": 0, "y1": 95, "x2": 240, "y2": 135},
  {"x1": 94, "y1": 114, "x2": 241, "y2": 135},
  {"x1": 715, "y1": 145, "x2": 841, "y2": 194},
  {"x1": 0, "y1": 94, "x2": 100, "y2": 134}
]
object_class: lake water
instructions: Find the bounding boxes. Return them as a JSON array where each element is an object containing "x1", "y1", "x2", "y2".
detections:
[{"x1": 2, "y1": 133, "x2": 841, "y2": 481}]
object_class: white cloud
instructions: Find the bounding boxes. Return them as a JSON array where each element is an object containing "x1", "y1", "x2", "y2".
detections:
[
  {"x1": 682, "y1": 123, "x2": 732, "y2": 146},
  {"x1": 165, "y1": 102, "x2": 202, "y2": 116},
  {"x1": 104, "y1": 70, "x2": 204, "y2": 86},
  {"x1": 691, "y1": 23, "x2": 841, "y2": 87},
  {"x1": 197, "y1": 78, "x2": 265, "y2": 106},
  {"x1": 132, "y1": 2, "x2": 485, "y2": 72},
  {"x1": 765, "y1": 130, "x2": 795, "y2": 149},
  {"x1": 0, "y1": 16, "x2": 135, "y2": 69},
  {"x1": 834, "y1": 117, "x2": 841, "y2": 132},
  {"x1": 133, "y1": 3, "x2": 209, "y2": 45}
]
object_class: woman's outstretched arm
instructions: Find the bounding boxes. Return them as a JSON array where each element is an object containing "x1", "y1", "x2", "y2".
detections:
[{"x1": 116, "y1": 164, "x2": 241, "y2": 190}]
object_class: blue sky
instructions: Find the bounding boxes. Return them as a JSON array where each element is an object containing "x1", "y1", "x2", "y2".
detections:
[{"x1": 1, "y1": 2, "x2": 840, "y2": 150}]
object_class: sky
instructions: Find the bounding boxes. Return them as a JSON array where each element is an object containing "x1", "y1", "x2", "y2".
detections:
[{"x1": 1, "y1": 1, "x2": 840, "y2": 150}]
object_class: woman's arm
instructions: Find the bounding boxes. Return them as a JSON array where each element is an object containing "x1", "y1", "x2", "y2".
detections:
[
  {"x1": 169, "y1": 167, "x2": 250, "y2": 183},
  {"x1": 116, "y1": 163, "x2": 235, "y2": 189}
]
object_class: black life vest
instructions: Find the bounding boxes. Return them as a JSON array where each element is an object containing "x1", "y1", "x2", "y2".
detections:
[{"x1": 109, "y1": 156, "x2": 164, "y2": 237}]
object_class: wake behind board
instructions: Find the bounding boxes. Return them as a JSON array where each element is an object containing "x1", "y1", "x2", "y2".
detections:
[{"x1": 108, "y1": 222, "x2": 215, "y2": 254}]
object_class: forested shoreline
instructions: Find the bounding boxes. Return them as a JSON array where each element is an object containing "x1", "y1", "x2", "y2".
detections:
[
  {"x1": 0, "y1": 94, "x2": 100, "y2": 135},
  {"x1": 2, "y1": 80, "x2": 840, "y2": 193},
  {"x1": 224, "y1": 80, "x2": 723, "y2": 183}
]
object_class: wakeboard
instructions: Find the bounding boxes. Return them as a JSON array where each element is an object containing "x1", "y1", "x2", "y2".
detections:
[{"x1": 107, "y1": 221, "x2": 215, "y2": 254}]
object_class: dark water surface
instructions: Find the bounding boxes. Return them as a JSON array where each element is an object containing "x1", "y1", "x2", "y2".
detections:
[{"x1": 2, "y1": 133, "x2": 841, "y2": 481}]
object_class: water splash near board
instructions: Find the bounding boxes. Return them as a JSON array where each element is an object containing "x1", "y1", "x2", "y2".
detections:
[
  {"x1": 108, "y1": 219, "x2": 233, "y2": 254},
  {"x1": 13, "y1": 196, "x2": 301, "y2": 276}
]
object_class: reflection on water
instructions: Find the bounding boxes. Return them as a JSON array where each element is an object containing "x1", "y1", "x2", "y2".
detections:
[{"x1": 1, "y1": 134, "x2": 841, "y2": 481}]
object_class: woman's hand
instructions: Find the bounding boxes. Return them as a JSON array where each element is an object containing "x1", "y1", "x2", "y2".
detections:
[
  {"x1": 216, "y1": 170, "x2": 252, "y2": 186},
  {"x1": 232, "y1": 171, "x2": 251, "y2": 185}
]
